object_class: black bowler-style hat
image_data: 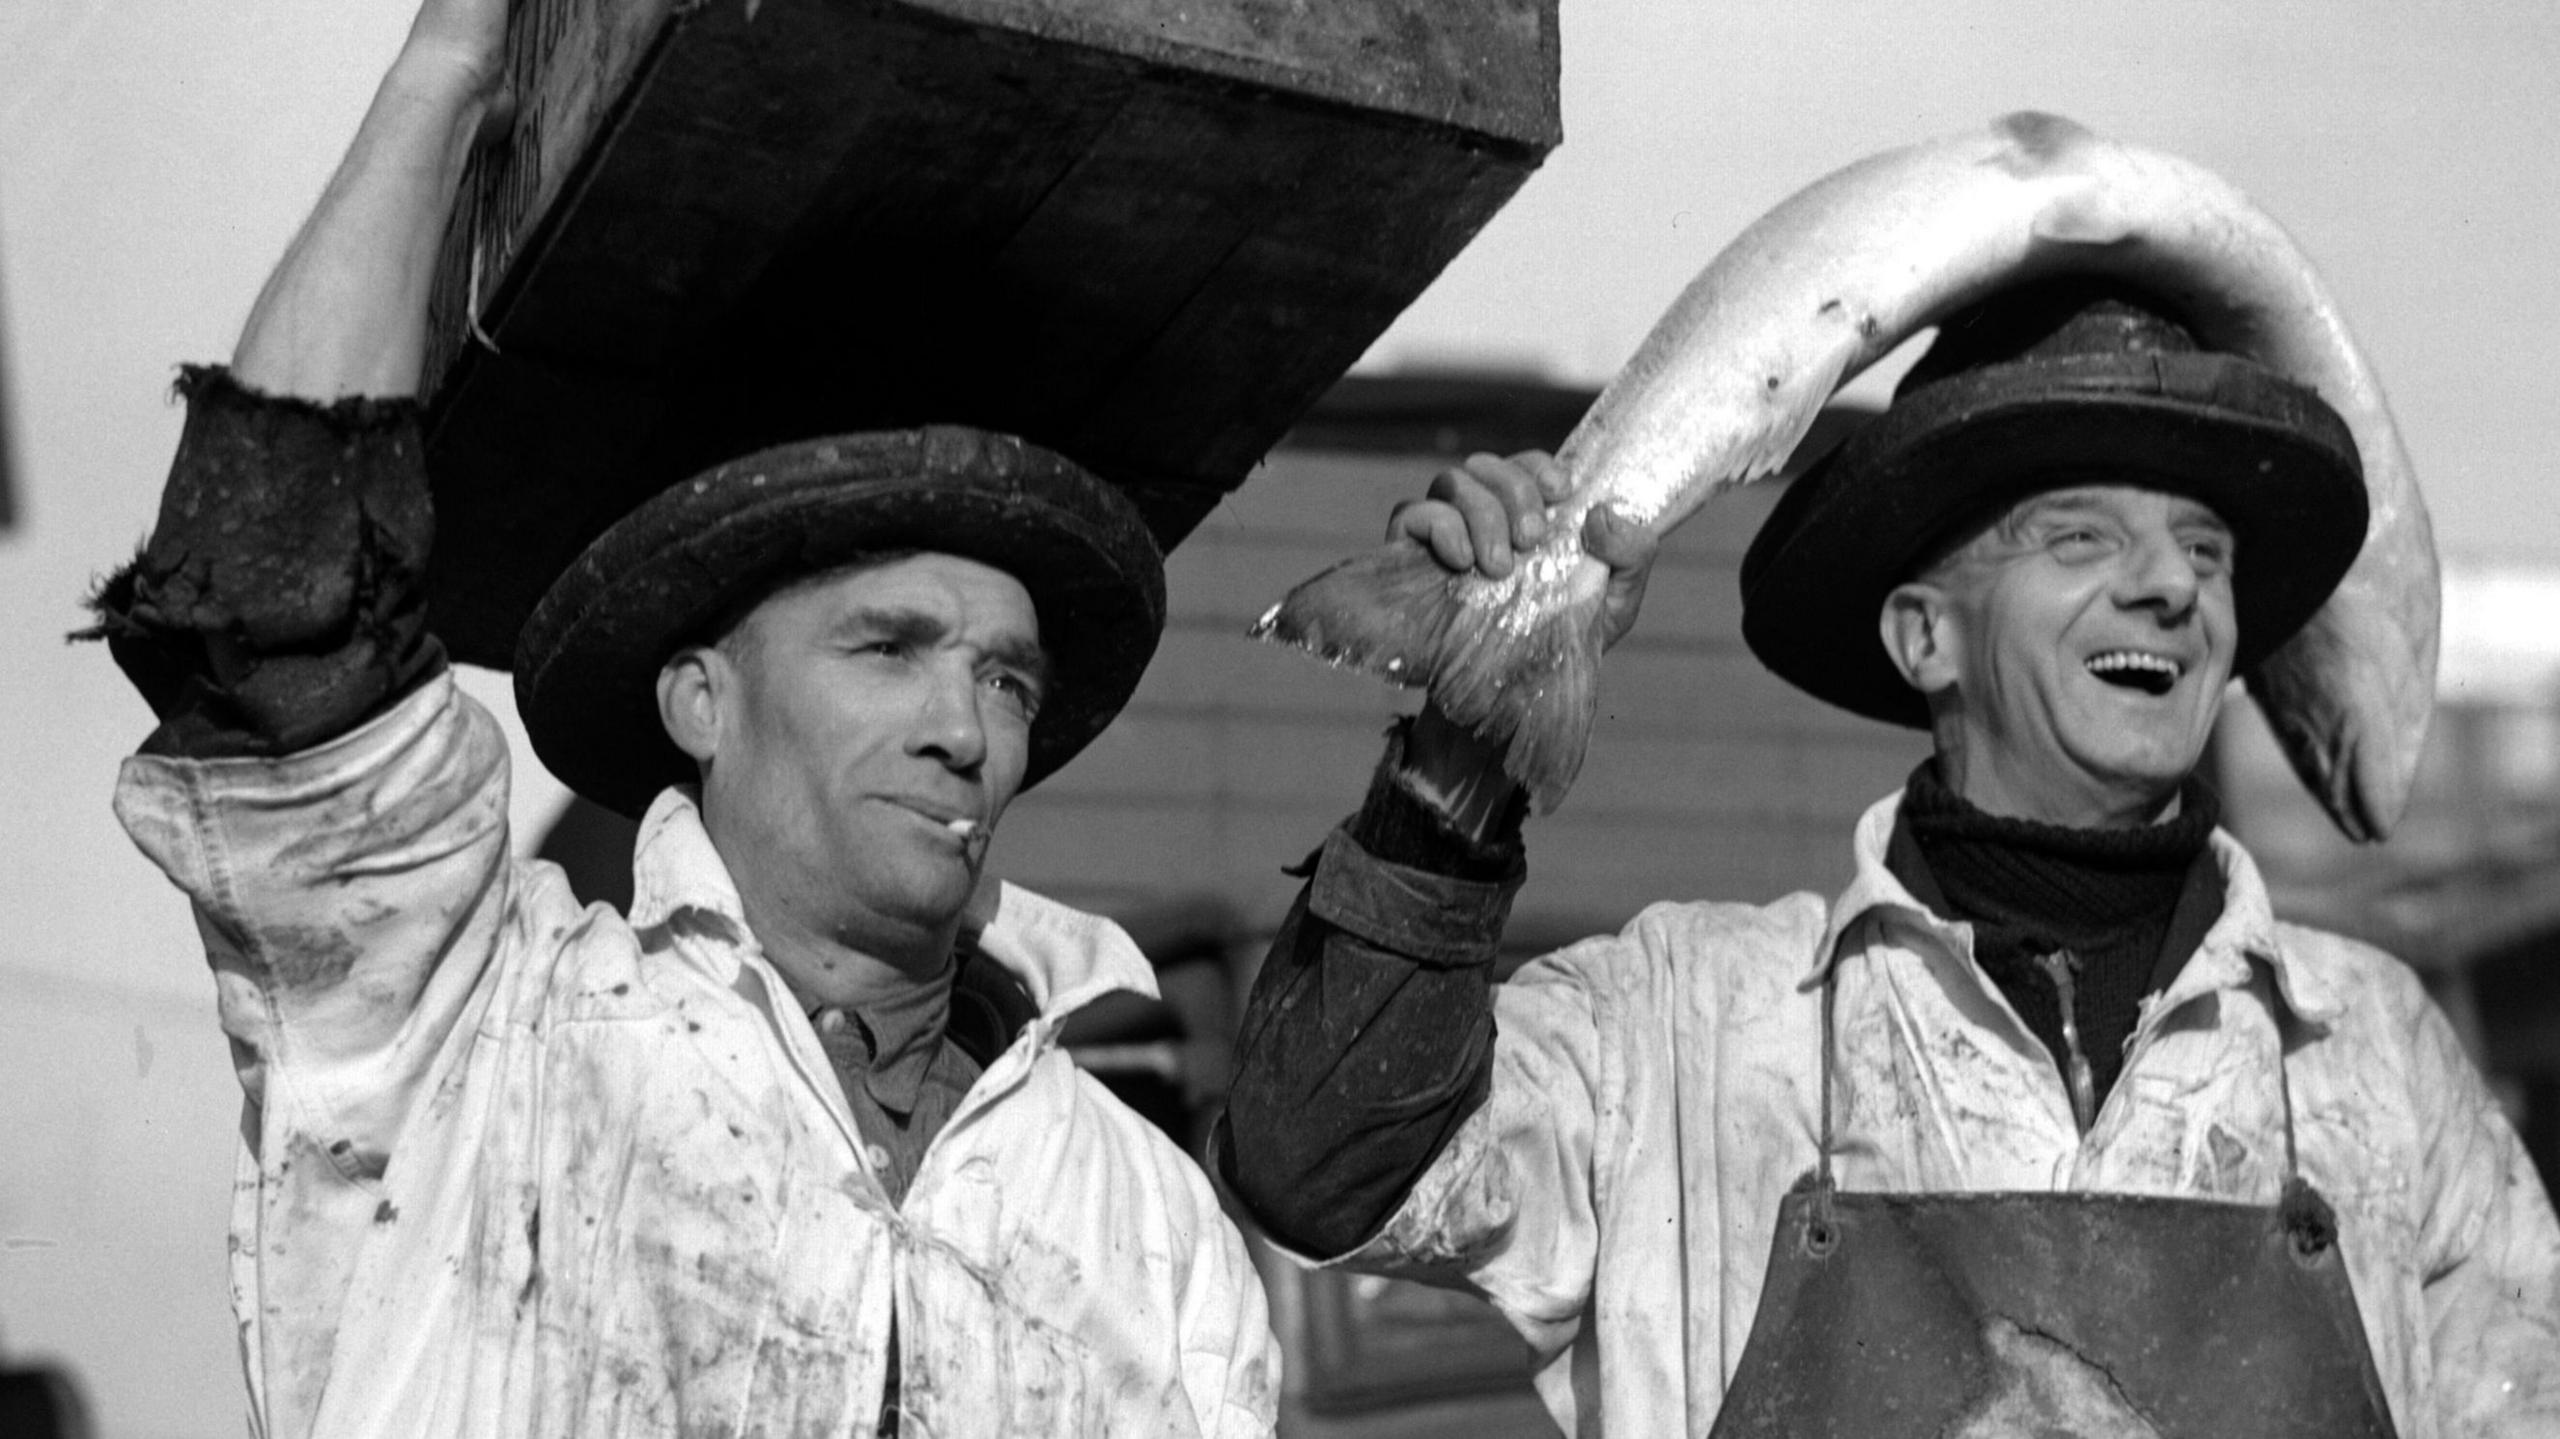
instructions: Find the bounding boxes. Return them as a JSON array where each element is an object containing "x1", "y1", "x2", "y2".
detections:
[
  {"x1": 515, "y1": 426, "x2": 1166, "y2": 818},
  {"x1": 1738, "y1": 279, "x2": 2371, "y2": 729}
]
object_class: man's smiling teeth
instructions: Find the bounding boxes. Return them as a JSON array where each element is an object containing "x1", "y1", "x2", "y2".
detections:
[
  {"x1": 2087, "y1": 651, "x2": 2182, "y2": 694},
  {"x1": 946, "y1": 818, "x2": 980, "y2": 837}
]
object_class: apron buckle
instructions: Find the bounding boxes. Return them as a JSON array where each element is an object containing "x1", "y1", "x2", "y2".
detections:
[{"x1": 2279, "y1": 1176, "x2": 2340, "y2": 1263}]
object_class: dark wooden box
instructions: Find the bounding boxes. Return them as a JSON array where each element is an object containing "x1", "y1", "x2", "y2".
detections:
[{"x1": 420, "y1": 0, "x2": 1559, "y2": 668}]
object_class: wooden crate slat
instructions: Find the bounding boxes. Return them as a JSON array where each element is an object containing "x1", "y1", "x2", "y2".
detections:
[{"x1": 419, "y1": 0, "x2": 1558, "y2": 669}]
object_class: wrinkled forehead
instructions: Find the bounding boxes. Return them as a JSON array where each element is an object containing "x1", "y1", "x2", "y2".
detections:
[
  {"x1": 1918, "y1": 479, "x2": 2233, "y2": 580},
  {"x1": 2002, "y1": 482, "x2": 2232, "y2": 533},
  {"x1": 713, "y1": 548, "x2": 1045, "y2": 654}
]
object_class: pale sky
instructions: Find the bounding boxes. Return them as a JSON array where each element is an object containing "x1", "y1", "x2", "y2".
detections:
[{"x1": 2, "y1": 1, "x2": 2555, "y2": 1432}]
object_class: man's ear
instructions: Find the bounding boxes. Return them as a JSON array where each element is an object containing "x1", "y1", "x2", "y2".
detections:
[
  {"x1": 657, "y1": 645, "x2": 727, "y2": 765},
  {"x1": 1881, "y1": 581, "x2": 1961, "y2": 697}
]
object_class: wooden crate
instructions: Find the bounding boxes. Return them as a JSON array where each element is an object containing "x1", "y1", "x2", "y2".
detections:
[{"x1": 419, "y1": 0, "x2": 1559, "y2": 669}]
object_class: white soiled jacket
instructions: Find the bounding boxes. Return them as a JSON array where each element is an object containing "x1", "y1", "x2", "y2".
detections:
[
  {"x1": 114, "y1": 673, "x2": 1280, "y2": 1438},
  {"x1": 1324, "y1": 793, "x2": 2560, "y2": 1437}
]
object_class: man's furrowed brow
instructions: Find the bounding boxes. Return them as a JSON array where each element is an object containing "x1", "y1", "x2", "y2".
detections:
[
  {"x1": 835, "y1": 606, "x2": 947, "y2": 647},
  {"x1": 2008, "y1": 490, "x2": 2111, "y2": 526},
  {"x1": 2165, "y1": 497, "x2": 2235, "y2": 541},
  {"x1": 835, "y1": 605, "x2": 1049, "y2": 681}
]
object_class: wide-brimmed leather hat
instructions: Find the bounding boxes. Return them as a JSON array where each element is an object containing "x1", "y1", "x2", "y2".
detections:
[
  {"x1": 515, "y1": 426, "x2": 1165, "y2": 818},
  {"x1": 1739, "y1": 280, "x2": 2369, "y2": 729}
]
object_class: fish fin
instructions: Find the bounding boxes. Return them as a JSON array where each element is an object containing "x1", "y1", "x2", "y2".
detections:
[
  {"x1": 1428, "y1": 570, "x2": 1607, "y2": 816},
  {"x1": 2242, "y1": 605, "x2": 2431, "y2": 844},
  {"x1": 1249, "y1": 544, "x2": 1453, "y2": 684},
  {"x1": 1990, "y1": 111, "x2": 2094, "y2": 167},
  {"x1": 2029, "y1": 183, "x2": 2137, "y2": 249},
  {"x1": 2245, "y1": 654, "x2": 2375, "y2": 843},
  {"x1": 1252, "y1": 544, "x2": 1606, "y2": 813}
]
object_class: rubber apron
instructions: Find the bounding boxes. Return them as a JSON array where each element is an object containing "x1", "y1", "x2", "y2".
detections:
[{"x1": 1707, "y1": 961, "x2": 2400, "y2": 1438}]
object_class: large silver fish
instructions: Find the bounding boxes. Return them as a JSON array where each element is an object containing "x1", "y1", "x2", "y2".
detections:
[{"x1": 1254, "y1": 111, "x2": 2438, "y2": 841}]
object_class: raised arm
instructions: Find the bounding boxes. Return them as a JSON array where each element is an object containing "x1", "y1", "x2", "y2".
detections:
[
  {"x1": 94, "y1": 15, "x2": 534, "y2": 1424},
  {"x1": 1221, "y1": 453, "x2": 1656, "y2": 1256},
  {"x1": 235, "y1": 0, "x2": 508, "y2": 399},
  {"x1": 87, "y1": 0, "x2": 507, "y2": 757}
]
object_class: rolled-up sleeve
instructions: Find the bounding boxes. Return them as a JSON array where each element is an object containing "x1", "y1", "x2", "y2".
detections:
[
  {"x1": 1324, "y1": 942, "x2": 1610, "y2": 1365},
  {"x1": 113, "y1": 672, "x2": 514, "y2": 1171},
  {"x1": 1222, "y1": 833, "x2": 1513, "y2": 1256},
  {"x1": 113, "y1": 671, "x2": 517, "y2": 1424},
  {"x1": 1222, "y1": 727, "x2": 1527, "y2": 1259},
  {"x1": 83, "y1": 365, "x2": 441, "y2": 759},
  {"x1": 1222, "y1": 727, "x2": 1610, "y2": 1376}
]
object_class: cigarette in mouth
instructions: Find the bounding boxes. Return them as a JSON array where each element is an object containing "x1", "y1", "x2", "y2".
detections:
[{"x1": 948, "y1": 817, "x2": 991, "y2": 865}]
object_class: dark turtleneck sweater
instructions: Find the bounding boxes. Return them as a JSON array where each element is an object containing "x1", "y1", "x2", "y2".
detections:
[{"x1": 1888, "y1": 762, "x2": 2226, "y2": 1123}]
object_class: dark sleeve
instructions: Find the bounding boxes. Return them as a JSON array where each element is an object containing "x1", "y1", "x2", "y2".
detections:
[
  {"x1": 78, "y1": 366, "x2": 444, "y2": 759},
  {"x1": 1221, "y1": 721, "x2": 1527, "y2": 1258}
]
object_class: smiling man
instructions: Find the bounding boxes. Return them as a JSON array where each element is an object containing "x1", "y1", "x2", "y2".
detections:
[
  {"x1": 1221, "y1": 281, "x2": 2560, "y2": 1434},
  {"x1": 86, "y1": 2, "x2": 1276, "y2": 1434},
  {"x1": 1893, "y1": 486, "x2": 2237, "y2": 829}
]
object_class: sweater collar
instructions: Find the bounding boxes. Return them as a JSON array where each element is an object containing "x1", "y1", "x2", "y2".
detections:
[
  {"x1": 1815, "y1": 788, "x2": 2342, "y2": 1026},
  {"x1": 1898, "y1": 762, "x2": 2219, "y2": 895},
  {"x1": 1894, "y1": 761, "x2": 2218, "y2": 969}
]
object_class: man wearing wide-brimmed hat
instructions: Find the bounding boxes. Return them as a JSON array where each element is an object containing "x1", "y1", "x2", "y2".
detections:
[
  {"x1": 86, "y1": 4, "x2": 1276, "y2": 1435},
  {"x1": 1222, "y1": 277, "x2": 2560, "y2": 1433}
]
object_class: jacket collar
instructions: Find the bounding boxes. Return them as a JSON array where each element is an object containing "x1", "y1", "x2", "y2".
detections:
[
  {"x1": 1809, "y1": 789, "x2": 2344, "y2": 1026},
  {"x1": 625, "y1": 786, "x2": 1159, "y2": 1022}
]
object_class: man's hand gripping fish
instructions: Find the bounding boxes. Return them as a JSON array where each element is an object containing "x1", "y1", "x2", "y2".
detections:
[{"x1": 1253, "y1": 111, "x2": 2438, "y2": 841}]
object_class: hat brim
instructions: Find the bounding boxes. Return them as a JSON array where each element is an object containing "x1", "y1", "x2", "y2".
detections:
[
  {"x1": 515, "y1": 427, "x2": 1165, "y2": 818},
  {"x1": 1740, "y1": 351, "x2": 2369, "y2": 729}
]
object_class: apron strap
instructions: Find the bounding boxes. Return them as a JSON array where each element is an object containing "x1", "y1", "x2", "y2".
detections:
[
  {"x1": 1809, "y1": 962, "x2": 1840, "y2": 1251},
  {"x1": 2256, "y1": 955, "x2": 2305, "y2": 1183},
  {"x1": 2253, "y1": 956, "x2": 2342, "y2": 1259}
]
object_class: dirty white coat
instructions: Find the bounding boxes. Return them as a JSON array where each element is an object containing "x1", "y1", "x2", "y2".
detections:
[
  {"x1": 114, "y1": 674, "x2": 1280, "y2": 1438},
  {"x1": 1326, "y1": 792, "x2": 2560, "y2": 1437}
]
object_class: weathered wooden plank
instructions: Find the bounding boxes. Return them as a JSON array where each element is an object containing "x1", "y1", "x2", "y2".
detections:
[
  {"x1": 994, "y1": 795, "x2": 1333, "y2": 920},
  {"x1": 1120, "y1": 630, "x2": 1406, "y2": 719},
  {"x1": 1004, "y1": 786, "x2": 1874, "y2": 939},
  {"x1": 418, "y1": 0, "x2": 1559, "y2": 669},
  {"x1": 1118, "y1": 629, "x2": 1904, "y2": 759},
  {"x1": 1586, "y1": 648, "x2": 1909, "y2": 741},
  {"x1": 1514, "y1": 808, "x2": 1865, "y2": 914},
  {"x1": 905, "y1": 0, "x2": 1559, "y2": 141},
  {"x1": 1036, "y1": 701, "x2": 1919, "y2": 825},
  {"x1": 422, "y1": 0, "x2": 680, "y2": 372}
]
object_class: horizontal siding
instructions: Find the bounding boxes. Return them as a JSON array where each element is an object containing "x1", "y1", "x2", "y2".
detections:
[
  {"x1": 1047, "y1": 707, "x2": 1916, "y2": 824},
  {"x1": 1006, "y1": 442, "x2": 1926, "y2": 941}
]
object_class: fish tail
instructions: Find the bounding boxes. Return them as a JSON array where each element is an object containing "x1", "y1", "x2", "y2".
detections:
[
  {"x1": 1252, "y1": 544, "x2": 1606, "y2": 813},
  {"x1": 2243, "y1": 601, "x2": 2430, "y2": 844}
]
